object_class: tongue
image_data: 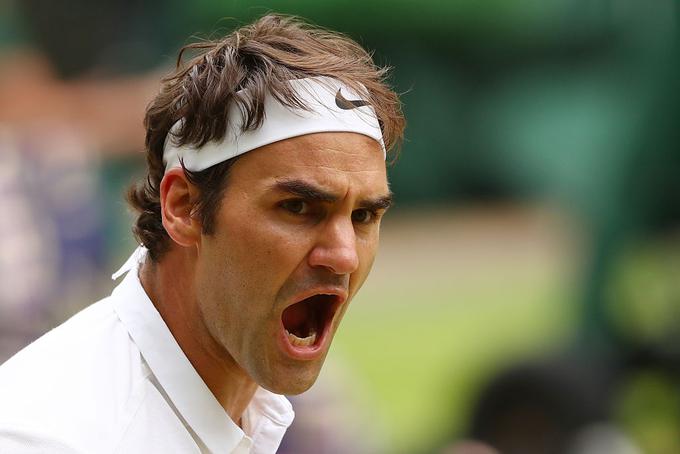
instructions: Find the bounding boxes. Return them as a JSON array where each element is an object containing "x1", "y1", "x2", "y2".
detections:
[{"x1": 282, "y1": 298, "x2": 313, "y2": 336}]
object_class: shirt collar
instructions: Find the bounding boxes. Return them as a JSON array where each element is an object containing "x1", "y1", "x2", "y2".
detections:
[{"x1": 111, "y1": 247, "x2": 294, "y2": 454}]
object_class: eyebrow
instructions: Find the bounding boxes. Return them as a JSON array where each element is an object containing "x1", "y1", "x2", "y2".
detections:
[{"x1": 272, "y1": 178, "x2": 393, "y2": 212}]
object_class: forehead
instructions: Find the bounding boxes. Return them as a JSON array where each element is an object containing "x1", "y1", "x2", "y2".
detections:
[{"x1": 227, "y1": 132, "x2": 388, "y2": 195}]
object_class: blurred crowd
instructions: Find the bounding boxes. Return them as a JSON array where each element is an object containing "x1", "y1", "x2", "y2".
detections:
[{"x1": 1, "y1": 1, "x2": 679, "y2": 453}]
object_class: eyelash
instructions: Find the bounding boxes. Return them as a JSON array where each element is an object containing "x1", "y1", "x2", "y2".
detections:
[
  {"x1": 352, "y1": 208, "x2": 378, "y2": 224},
  {"x1": 280, "y1": 199, "x2": 313, "y2": 216},
  {"x1": 279, "y1": 199, "x2": 380, "y2": 224}
]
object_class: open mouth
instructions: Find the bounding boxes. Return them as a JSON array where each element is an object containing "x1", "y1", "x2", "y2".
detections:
[{"x1": 281, "y1": 294, "x2": 338, "y2": 349}]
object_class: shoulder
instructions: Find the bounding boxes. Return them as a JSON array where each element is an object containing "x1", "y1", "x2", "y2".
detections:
[
  {"x1": 0, "y1": 296, "x2": 150, "y2": 452},
  {"x1": 0, "y1": 296, "x2": 138, "y2": 388}
]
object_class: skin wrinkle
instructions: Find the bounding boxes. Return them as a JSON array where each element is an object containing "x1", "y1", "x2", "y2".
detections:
[
  {"x1": 271, "y1": 178, "x2": 393, "y2": 213},
  {"x1": 140, "y1": 248, "x2": 257, "y2": 418},
  {"x1": 296, "y1": 164, "x2": 382, "y2": 172},
  {"x1": 129, "y1": 14, "x2": 406, "y2": 263},
  {"x1": 117, "y1": 16, "x2": 407, "y2": 438},
  {"x1": 143, "y1": 131, "x2": 387, "y2": 423}
]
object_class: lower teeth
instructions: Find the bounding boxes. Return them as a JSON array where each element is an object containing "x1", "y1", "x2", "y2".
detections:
[{"x1": 286, "y1": 329, "x2": 317, "y2": 347}]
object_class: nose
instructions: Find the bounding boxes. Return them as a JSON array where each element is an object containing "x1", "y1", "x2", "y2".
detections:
[{"x1": 308, "y1": 216, "x2": 359, "y2": 275}]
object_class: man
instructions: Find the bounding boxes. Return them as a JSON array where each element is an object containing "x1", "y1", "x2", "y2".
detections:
[{"x1": 0, "y1": 14, "x2": 404, "y2": 454}]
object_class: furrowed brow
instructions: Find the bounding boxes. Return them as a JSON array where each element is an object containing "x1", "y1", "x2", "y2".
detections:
[
  {"x1": 360, "y1": 193, "x2": 393, "y2": 212},
  {"x1": 272, "y1": 179, "x2": 337, "y2": 202}
]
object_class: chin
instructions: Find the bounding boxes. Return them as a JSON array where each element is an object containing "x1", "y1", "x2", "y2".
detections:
[
  {"x1": 283, "y1": 378, "x2": 316, "y2": 396},
  {"x1": 259, "y1": 366, "x2": 321, "y2": 395}
]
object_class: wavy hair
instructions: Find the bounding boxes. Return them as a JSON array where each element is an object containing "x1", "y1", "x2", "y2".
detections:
[{"x1": 128, "y1": 14, "x2": 405, "y2": 261}]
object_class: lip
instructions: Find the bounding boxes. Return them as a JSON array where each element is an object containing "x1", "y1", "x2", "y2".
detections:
[
  {"x1": 278, "y1": 287, "x2": 347, "y2": 361},
  {"x1": 285, "y1": 287, "x2": 348, "y2": 309}
]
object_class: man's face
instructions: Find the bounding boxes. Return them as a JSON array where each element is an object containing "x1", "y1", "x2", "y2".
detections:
[{"x1": 193, "y1": 132, "x2": 390, "y2": 394}]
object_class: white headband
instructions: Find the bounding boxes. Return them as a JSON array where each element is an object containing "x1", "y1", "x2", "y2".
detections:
[{"x1": 162, "y1": 76, "x2": 385, "y2": 172}]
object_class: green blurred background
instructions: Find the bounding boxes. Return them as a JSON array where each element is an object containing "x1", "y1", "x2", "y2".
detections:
[{"x1": 1, "y1": 1, "x2": 678, "y2": 453}]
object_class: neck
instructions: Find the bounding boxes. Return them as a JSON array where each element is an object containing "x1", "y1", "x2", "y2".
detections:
[{"x1": 139, "y1": 247, "x2": 258, "y2": 425}]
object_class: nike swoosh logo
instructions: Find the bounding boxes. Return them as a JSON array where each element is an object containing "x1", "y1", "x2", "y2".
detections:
[{"x1": 335, "y1": 89, "x2": 371, "y2": 110}]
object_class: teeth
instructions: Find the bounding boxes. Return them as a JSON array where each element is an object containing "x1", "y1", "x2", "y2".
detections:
[{"x1": 285, "y1": 329, "x2": 317, "y2": 347}]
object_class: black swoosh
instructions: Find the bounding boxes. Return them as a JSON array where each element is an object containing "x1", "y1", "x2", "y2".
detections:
[{"x1": 335, "y1": 89, "x2": 371, "y2": 110}]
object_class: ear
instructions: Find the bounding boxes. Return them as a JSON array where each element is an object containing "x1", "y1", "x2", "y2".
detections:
[{"x1": 160, "y1": 168, "x2": 202, "y2": 248}]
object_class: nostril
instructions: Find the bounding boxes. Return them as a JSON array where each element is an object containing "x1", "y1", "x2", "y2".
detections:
[{"x1": 308, "y1": 247, "x2": 358, "y2": 274}]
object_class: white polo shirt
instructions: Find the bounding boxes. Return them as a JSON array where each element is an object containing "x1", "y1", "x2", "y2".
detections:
[{"x1": 0, "y1": 251, "x2": 294, "y2": 454}]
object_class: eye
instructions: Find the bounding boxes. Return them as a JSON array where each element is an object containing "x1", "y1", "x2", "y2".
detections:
[
  {"x1": 351, "y1": 209, "x2": 375, "y2": 224},
  {"x1": 280, "y1": 199, "x2": 309, "y2": 215}
]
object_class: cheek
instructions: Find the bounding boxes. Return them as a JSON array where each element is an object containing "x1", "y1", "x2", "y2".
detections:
[
  {"x1": 215, "y1": 212, "x2": 311, "y2": 289},
  {"x1": 349, "y1": 232, "x2": 380, "y2": 295}
]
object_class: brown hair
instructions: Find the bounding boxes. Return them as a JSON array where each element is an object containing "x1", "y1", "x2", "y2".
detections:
[{"x1": 128, "y1": 14, "x2": 405, "y2": 261}]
